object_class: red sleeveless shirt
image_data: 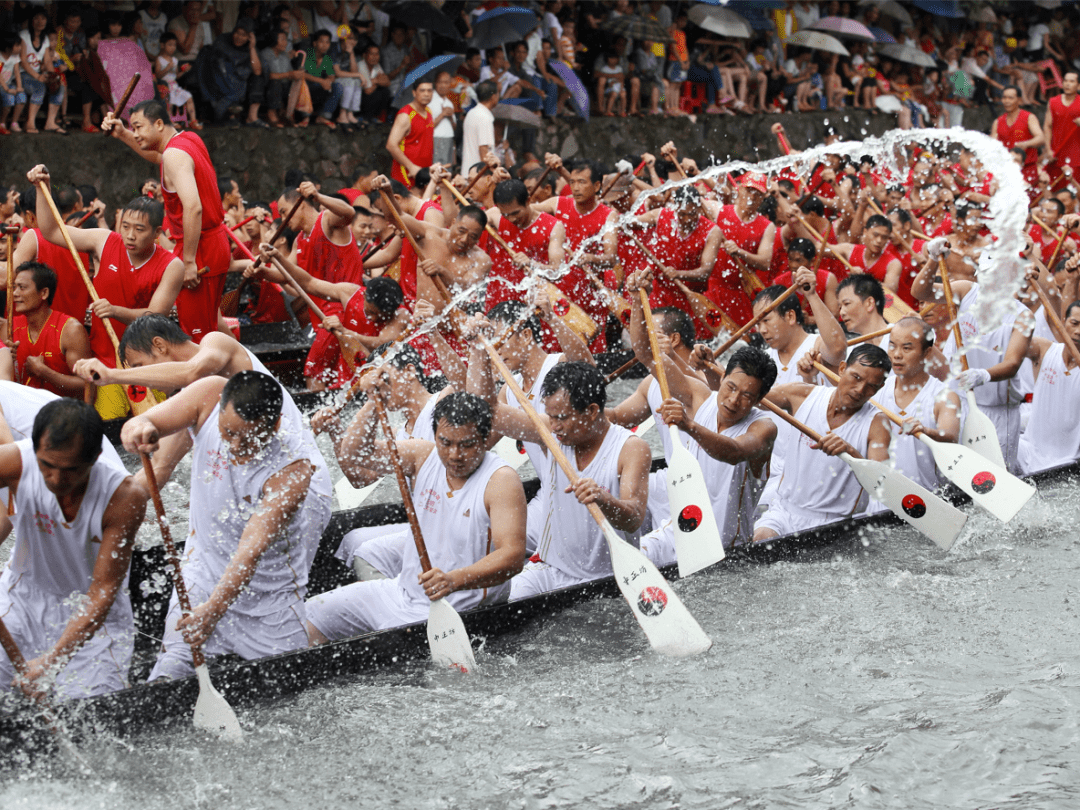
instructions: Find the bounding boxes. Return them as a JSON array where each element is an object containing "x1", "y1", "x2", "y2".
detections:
[
  {"x1": 27, "y1": 229, "x2": 92, "y2": 323},
  {"x1": 553, "y1": 195, "x2": 611, "y2": 348},
  {"x1": 485, "y1": 211, "x2": 559, "y2": 310},
  {"x1": 160, "y1": 131, "x2": 225, "y2": 236},
  {"x1": 14, "y1": 309, "x2": 76, "y2": 396},
  {"x1": 709, "y1": 204, "x2": 771, "y2": 324},
  {"x1": 390, "y1": 105, "x2": 434, "y2": 187},
  {"x1": 398, "y1": 199, "x2": 443, "y2": 302}
]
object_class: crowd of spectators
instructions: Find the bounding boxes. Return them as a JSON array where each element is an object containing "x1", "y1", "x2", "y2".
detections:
[{"x1": 0, "y1": 1, "x2": 1078, "y2": 139}]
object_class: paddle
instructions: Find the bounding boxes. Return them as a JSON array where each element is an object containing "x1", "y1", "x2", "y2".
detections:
[
  {"x1": 812, "y1": 362, "x2": 1035, "y2": 524},
  {"x1": 605, "y1": 356, "x2": 643, "y2": 383},
  {"x1": 104, "y1": 71, "x2": 140, "y2": 137},
  {"x1": 638, "y1": 290, "x2": 727, "y2": 576},
  {"x1": 937, "y1": 257, "x2": 1008, "y2": 469},
  {"x1": 481, "y1": 336, "x2": 713, "y2": 657},
  {"x1": 714, "y1": 281, "x2": 801, "y2": 357},
  {"x1": 3, "y1": 226, "x2": 14, "y2": 345},
  {"x1": 757, "y1": 399, "x2": 967, "y2": 549},
  {"x1": 370, "y1": 392, "x2": 476, "y2": 672},
  {"x1": 221, "y1": 195, "x2": 305, "y2": 317},
  {"x1": 458, "y1": 164, "x2": 491, "y2": 201},
  {"x1": 1028, "y1": 275, "x2": 1080, "y2": 370},
  {"x1": 138, "y1": 453, "x2": 243, "y2": 738},
  {"x1": 229, "y1": 213, "x2": 256, "y2": 232}
]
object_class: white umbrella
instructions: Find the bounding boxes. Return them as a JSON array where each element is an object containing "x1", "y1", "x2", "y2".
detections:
[
  {"x1": 970, "y1": 6, "x2": 997, "y2": 24},
  {"x1": 878, "y1": 43, "x2": 938, "y2": 69},
  {"x1": 859, "y1": 0, "x2": 914, "y2": 26},
  {"x1": 785, "y1": 30, "x2": 850, "y2": 57},
  {"x1": 688, "y1": 4, "x2": 753, "y2": 39}
]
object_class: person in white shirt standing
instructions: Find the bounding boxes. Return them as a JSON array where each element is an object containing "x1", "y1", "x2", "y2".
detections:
[
  {"x1": 427, "y1": 71, "x2": 458, "y2": 168},
  {"x1": 462, "y1": 80, "x2": 499, "y2": 173}
]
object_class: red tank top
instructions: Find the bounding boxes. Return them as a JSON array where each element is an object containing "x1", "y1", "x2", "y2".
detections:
[
  {"x1": 14, "y1": 309, "x2": 75, "y2": 396},
  {"x1": 398, "y1": 199, "x2": 443, "y2": 302},
  {"x1": 297, "y1": 212, "x2": 365, "y2": 325},
  {"x1": 1050, "y1": 94, "x2": 1080, "y2": 165},
  {"x1": 28, "y1": 229, "x2": 92, "y2": 323},
  {"x1": 996, "y1": 110, "x2": 1037, "y2": 168},
  {"x1": 485, "y1": 211, "x2": 559, "y2": 309},
  {"x1": 91, "y1": 233, "x2": 174, "y2": 366},
  {"x1": 895, "y1": 238, "x2": 925, "y2": 308},
  {"x1": 709, "y1": 204, "x2": 771, "y2": 325},
  {"x1": 849, "y1": 244, "x2": 897, "y2": 283},
  {"x1": 647, "y1": 208, "x2": 718, "y2": 334},
  {"x1": 391, "y1": 105, "x2": 434, "y2": 187},
  {"x1": 160, "y1": 131, "x2": 225, "y2": 237},
  {"x1": 552, "y1": 195, "x2": 613, "y2": 333}
]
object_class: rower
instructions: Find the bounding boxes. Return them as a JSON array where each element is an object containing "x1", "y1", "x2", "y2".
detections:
[
  {"x1": 830, "y1": 214, "x2": 904, "y2": 294},
  {"x1": 28, "y1": 165, "x2": 184, "y2": 420},
  {"x1": 305, "y1": 389, "x2": 527, "y2": 642},
  {"x1": 711, "y1": 173, "x2": 776, "y2": 324},
  {"x1": 769, "y1": 239, "x2": 841, "y2": 322},
  {"x1": 368, "y1": 176, "x2": 444, "y2": 303},
  {"x1": 1017, "y1": 301, "x2": 1080, "y2": 474},
  {"x1": 754, "y1": 344, "x2": 893, "y2": 540},
  {"x1": 470, "y1": 344, "x2": 651, "y2": 598},
  {"x1": 880, "y1": 317, "x2": 962, "y2": 492},
  {"x1": 122, "y1": 371, "x2": 332, "y2": 678},
  {"x1": 836, "y1": 275, "x2": 892, "y2": 349},
  {"x1": 1029, "y1": 198, "x2": 1077, "y2": 262},
  {"x1": 0, "y1": 400, "x2": 146, "y2": 699},
  {"x1": 9, "y1": 261, "x2": 92, "y2": 398},
  {"x1": 939, "y1": 203, "x2": 989, "y2": 283}
]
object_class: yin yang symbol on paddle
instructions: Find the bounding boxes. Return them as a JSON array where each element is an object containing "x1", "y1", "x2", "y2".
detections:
[
  {"x1": 678, "y1": 505, "x2": 703, "y2": 532},
  {"x1": 637, "y1": 586, "x2": 668, "y2": 616},
  {"x1": 972, "y1": 472, "x2": 996, "y2": 494},
  {"x1": 901, "y1": 494, "x2": 926, "y2": 519}
]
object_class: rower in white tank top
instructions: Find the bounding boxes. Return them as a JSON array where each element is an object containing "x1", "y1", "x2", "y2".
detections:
[
  {"x1": 760, "y1": 332, "x2": 820, "y2": 508},
  {"x1": 243, "y1": 347, "x2": 308, "y2": 439},
  {"x1": 510, "y1": 423, "x2": 635, "y2": 599},
  {"x1": 1017, "y1": 342, "x2": 1080, "y2": 474},
  {"x1": 1017, "y1": 305, "x2": 1054, "y2": 430},
  {"x1": 306, "y1": 449, "x2": 512, "y2": 638},
  {"x1": 0, "y1": 440, "x2": 133, "y2": 699},
  {"x1": 876, "y1": 374, "x2": 949, "y2": 491},
  {"x1": 150, "y1": 400, "x2": 332, "y2": 680},
  {"x1": 755, "y1": 385, "x2": 877, "y2": 537}
]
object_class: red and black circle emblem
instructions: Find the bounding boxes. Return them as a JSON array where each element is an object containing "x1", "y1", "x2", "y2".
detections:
[
  {"x1": 901, "y1": 494, "x2": 926, "y2": 519},
  {"x1": 553, "y1": 298, "x2": 570, "y2": 316},
  {"x1": 637, "y1": 586, "x2": 668, "y2": 616},
  {"x1": 128, "y1": 385, "x2": 148, "y2": 403},
  {"x1": 515, "y1": 439, "x2": 527, "y2": 455},
  {"x1": 972, "y1": 471, "x2": 996, "y2": 494},
  {"x1": 706, "y1": 310, "x2": 723, "y2": 327},
  {"x1": 678, "y1": 504, "x2": 703, "y2": 532}
]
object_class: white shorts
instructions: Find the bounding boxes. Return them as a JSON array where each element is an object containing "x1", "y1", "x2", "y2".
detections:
[
  {"x1": 306, "y1": 578, "x2": 429, "y2": 641},
  {"x1": 645, "y1": 469, "x2": 670, "y2": 531},
  {"x1": 638, "y1": 520, "x2": 677, "y2": 568},
  {"x1": 509, "y1": 560, "x2": 595, "y2": 601},
  {"x1": 981, "y1": 401, "x2": 1022, "y2": 474},
  {"x1": 149, "y1": 571, "x2": 310, "y2": 680},
  {"x1": 336, "y1": 524, "x2": 409, "y2": 576},
  {"x1": 525, "y1": 491, "x2": 546, "y2": 556},
  {"x1": 0, "y1": 583, "x2": 132, "y2": 701},
  {"x1": 754, "y1": 502, "x2": 842, "y2": 539}
]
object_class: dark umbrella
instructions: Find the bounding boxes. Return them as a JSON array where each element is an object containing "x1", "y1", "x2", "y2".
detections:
[
  {"x1": 392, "y1": 53, "x2": 466, "y2": 108},
  {"x1": 600, "y1": 14, "x2": 672, "y2": 43},
  {"x1": 910, "y1": 0, "x2": 964, "y2": 18},
  {"x1": 382, "y1": 2, "x2": 462, "y2": 40},
  {"x1": 549, "y1": 60, "x2": 589, "y2": 121},
  {"x1": 471, "y1": 7, "x2": 541, "y2": 50}
]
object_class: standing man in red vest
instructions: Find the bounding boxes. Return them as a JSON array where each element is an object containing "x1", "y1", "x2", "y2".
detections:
[
  {"x1": 1043, "y1": 72, "x2": 1080, "y2": 190},
  {"x1": 992, "y1": 85, "x2": 1044, "y2": 193},
  {"x1": 386, "y1": 80, "x2": 435, "y2": 188},
  {"x1": 711, "y1": 173, "x2": 776, "y2": 325},
  {"x1": 103, "y1": 99, "x2": 230, "y2": 343}
]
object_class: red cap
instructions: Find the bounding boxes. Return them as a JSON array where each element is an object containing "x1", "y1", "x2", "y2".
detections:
[{"x1": 739, "y1": 173, "x2": 768, "y2": 194}]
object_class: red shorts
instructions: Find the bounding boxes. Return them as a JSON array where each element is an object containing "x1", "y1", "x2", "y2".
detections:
[{"x1": 174, "y1": 225, "x2": 230, "y2": 342}]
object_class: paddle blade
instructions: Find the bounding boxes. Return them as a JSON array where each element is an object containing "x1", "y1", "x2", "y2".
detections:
[
  {"x1": 491, "y1": 436, "x2": 531, "y2": 470},
  {"x1": 333, "y1": 475, "x2": 381, "y2": 510},
  {"x1": 842, "y1": 455, "x2": 967, "y2": 550},
  {"x1": 193, "y1": 663, "x2": 243, "y2": 740},
  {"x1": 427, "y1": 598, "x2": 477, "y2": 674},
  {"x1": 961, "y1": 392, "x2": 1007, "y2": 469},
  {"x1": 602, "y1": 522, "x2": 712, "y2": 657},
  {"x1": 918, "y1": 434, "x2": 1035, "y2": 523},
  {"x1": 665, "y1": 426, "x2": 726, "y2": 577}
]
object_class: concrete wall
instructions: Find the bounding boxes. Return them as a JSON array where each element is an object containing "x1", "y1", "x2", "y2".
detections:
[{"x1": 1, "y1": 106, "x2": 999, "y2": 209}]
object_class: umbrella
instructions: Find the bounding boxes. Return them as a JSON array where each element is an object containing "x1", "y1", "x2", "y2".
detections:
[
  {"x1": 98, "y1": 40, "x2": 154, "y2": 118},
  {"x1": 722, "y1": 0, "x2": 785, "y2": 9},
  {"x1": 382, "y1": 1, "x2": 461, "y2": 41},
  {"x1": 688, "y1": 5, "x2": 752, "y2": 39},
  {"x1": 493, "y1": 103, "x2": 542, "y2": 129},
  {"x1": 392, "y1": 53, "x2": 465, "y2": 108},
  {"x1": 878, "y1": 43, "x2": 938, "y2": 69},
  {"x1": 910, "y1": 0, "x2": 964, "y2": 19},
  {"x1": 969, "y1": 6, "x2": 997, "y2": 24},
  {"x1": 784, "y1": 30, "x2": 850, "y2": 57},
  {"x1": 549, "y1": 60, "x2": 589, "y2": 121},
  {"x1": 858, "y1": 0, "x2": 914, "y2": 26},
  {"x1": 471, "y1": 7, "x2": 540, "y2": 51},
  {"x1": 809, "y1": 17, "x2": 876, "y2": 42},
  {"x1": 600, "y1": 13, "x2": 673, "y2": 43},
  {"x1": 868, "y1": 26, "x2": 897, "y2": 44}
]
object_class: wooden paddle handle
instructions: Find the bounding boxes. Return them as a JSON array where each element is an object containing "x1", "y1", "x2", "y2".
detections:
[
  {"x1": 526, "y1": 166, "x2": 553, "y2": 202},
  {"x1": 1031, "y1": 213, "x2": 1057, "y2": 240},
  {"x1": 360, "y1": 232, "x2": 393, "y2": 263},
  {"x1": 759, "y1": 398, "x2": 824, "y2": 445},
  {"x1": 714, "y1": 281, "x2": 801, "y2": 357},
  {"x1": 846, "y1": 324, "x2": 893, "y2": 346},
  {"x1": 937, "y1": 257, "x2": 968, "y2": 372},
  {"x1": 105, "y1": 72, "x2": 141, "y2": 135},
  {"x1": 597, "y1": 166, "x2": 630, "y2": 200},
  {"x1": 371, "y1": 394, "x2": 432, "y2": 572},
  {"x1": 139, "y1": 452, "x2": 205, "y2": 668},
  {"x1": 268, "y1": 255, "x2": 327, "y2": 323},
  {"x1": 1029, "y1": 277, "x2": 1080, "y2": 371},
  {"x1": 459, "y1": 165, "x2": 490, "y2": 199},
  {"x1": 638, "y1": 289, "x2": 670, "y2": 401},
  {"x1": 1046, "y1": 220, "x2": 1073, "y2": 271},
  {"x1": 604, "y1": 356, "x2": 640, "y2": 383},
  {"x1": 796, "y1": 213, "x2": 855, "y2": 273},
  {"x1": 380, "y1": 189, "x2": 425, "y2": 258},
  {"x1": 260, "y1": 195, "x2": 307, "y2": 269},
  {"x1": 5, "y1": 232, "x2": 13, "y2": 330}
]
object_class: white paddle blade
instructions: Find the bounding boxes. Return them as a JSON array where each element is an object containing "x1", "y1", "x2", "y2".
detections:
[
  {"x1": 961, "y1": 392, "x2": 1007, "y2": 469},
  {"x1": 602, "y1": 522, "x2": 712, "y2": 657},
  {"x1": 842, "y1": 455, "x2": 967, "y2": 550},
  {"x1": 491, "y1": 436, "x2": 531, "y2": 470},
  {"x1": 427, "y1": 598, "x2": 477, "y2": 674},
  {"x1": 193, "y1": 664, "x2": 243, "y2": 740},
  {"x1": 333, "y1": 475, "x2": 381, "y2": 510},
  {"x1": 918, "y1": 434, "x2": 1035, "y2": 523},
  {"x1": 665, "y1": 426, "x2": 726, "y2": 577}
]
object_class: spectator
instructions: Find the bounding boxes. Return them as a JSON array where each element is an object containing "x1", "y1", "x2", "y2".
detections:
[
  {"x1": 196, "y1": 18, "x2": 265, "y2": 127},
  {"x1": 54, "y1": 8, "x2": 100, "y2": 134},
  {"x1": 382, "y1": 22, "x2": 413, "y2": 97},
  {"x1": 302, "y1": 29, "x2": 343, "y2": 130},
  {"x1": 334, "y1": 28, "x2": 365, "y2": 130},
  {"x1": 168, "y1": 0, "x2": 216, "y2": 67},
  {"x1": 19, "y1": 8, "x2": 66, "y2": 134},
  {"x1": 462, "y1": 80, "x2": 499, "y2": 173},
  {"x1": 665, "y1": 11, "x2": 690, "y2": 116},
  {"x1": 543, "y1": 1, "x2": 564, "y2": 46},
  {"x1": 358, "y1": 43, "x2": 391, "y2": 125},
  {"x1": 508, "y1": 41, "x2": 550, "y2": 113},
  {"x1": 558, "y1": 20, "x2": 581, "y2": 69},
  {"x1": 140, "y1": 1, "x2": 170, "y2": 59},
  {"x1": 428, "y1": 71, "x2": 457, "y2": 167},
  {"x1": 0, "y1": 33, "x2": 26, "y2": 134},
  {"x1": 632, "y1": 39, "x2": 664, "y2": 116},
  {"x1": 458, "y1": 47, "x2": 482, "y2": 83},
  {"x1": 259, "y1": 28, "x2": 303, "y2": 128},
  {"x1": 597, "y1": 51, "x2": 628, "y2": 117},
  {"x1": 780, "y1": 48, "x2": 815, "y2": 113},
  {"x1": 386, "y1": 79, "x2": 435, "y2": 186},
  {"x1": 156, "y1": 32, "x2": 203, "y2": 130},
  {"x1": 536, "y1": 39, "x2": 572, "y2": 117},
  {"x1": 481, "y1": 48, "x2": 523, "y2": 100}
]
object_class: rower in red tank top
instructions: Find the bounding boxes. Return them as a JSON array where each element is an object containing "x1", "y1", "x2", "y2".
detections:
[
  {"x1": 551, "y1": 194, "x2": 613, "y2": 349},
  {"x1": 13, "y1": 309, "x2": 78, "y2": 396},
  {"x1": 1046, "y1": 77, "x2": 1080, "y2": 188},
  {"x1": 389, "y1": 102, "x2": 434, "y2": 188},
  {"x1": 485, "y1": 210, "x2": 560, "y2": 309},
  {"x1": 396, "y1": 198, "x2": 443, "y2": 302},
  {"x1": 992, "y1": 89, "x2": 1041, "y2": 194},
  {"x1": 849, "y1": 244, "x2": 900, "y2": 284},
  {"x1": 711, "y1": 182, "x2": 774, "y2": 325},
  {"x1": 645, "y1": 205, "x2": 720, "y2": 338},
  {"x1": 21, "y1": 229, "x2": 91, "y2": 322}
]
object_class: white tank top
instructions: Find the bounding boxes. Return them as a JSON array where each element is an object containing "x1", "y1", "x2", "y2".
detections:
[
  {"x1": 397, "y1": 390, "x2": 439, "y2": 443},
  {"x1": 536, "y1": 423, "x2": 635, "y2": 580},
  {"x1": 766, "y1": 332, "x2": 819, "y2": 469},
  {"x1": 691, "y1": 399, "x2": 770, "y2": 546},
  {"x1": 397, "y1": 449, "x2": 511, "y2": 610},
  {"x1": 243, "y1": 348, "x2": 308, "y2": 441},
  {"x1": 505, "y1": 353, "x2": 562, "y2": 480},
  {"x1": 3, "y1": 440, "x2": 131, "y2": 628},
  {"x1": 942, "y1": 284, "x2": 1027, "y2": 407},
  {"x1": 188, "y1": 402, "x2": 332, "y2": 616},
  {"x1": 1018, "y1": 343, "x2": 1080, "y2": 473},
  {"x1": 877, "y1": 375, "x2": 949, "y2": 491},
  {"x1": 776, "y1": 385, "x2": 877, "y2": 519}
]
